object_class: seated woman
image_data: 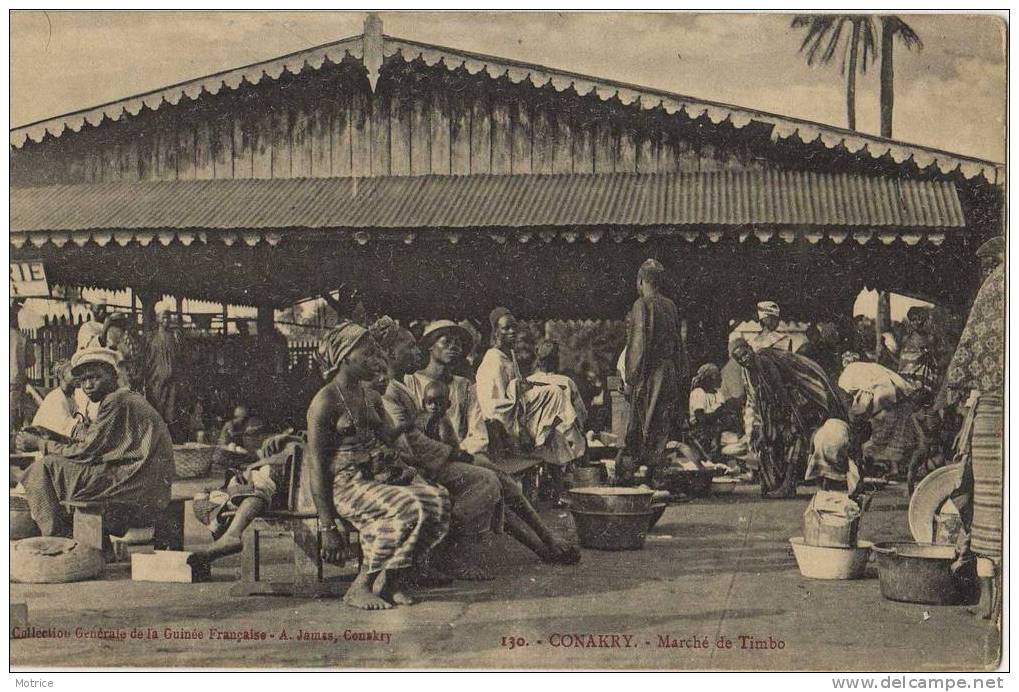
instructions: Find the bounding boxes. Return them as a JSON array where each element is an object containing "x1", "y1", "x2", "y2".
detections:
[
  {"x1": 475, "y1": 308, "x2": 588, "y2": 501},
  {"x1": 191, "y1": 432, "x2": 304, "y2": 564},
  {"x1": 29, "y1": 359, "x2": 93, "y2": 442},
  {"x1": 687, "y1": 363, "x2": 739, "y2": 460},
  {"x1": 306, "y1": 321, "x2": 451, "y2": 610},
  {"x1": 397, "y1": 319, "x2": 580, "y2": 565}
]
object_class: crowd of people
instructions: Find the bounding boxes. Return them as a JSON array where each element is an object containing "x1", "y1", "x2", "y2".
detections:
[{"x1": 9, "y1": 239, "x2": 1003, "y2": 617}]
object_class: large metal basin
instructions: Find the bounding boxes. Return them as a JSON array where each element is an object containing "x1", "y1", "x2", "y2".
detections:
[
  {"x1": 570, "y1": 509, "x2": 655, "y2": 550},
  {"x1": 872, "y1": 542, "x2": 977, "y2": 605},
  {"x1": 567, "y1": 487, "x2": 654, "y2": 513}
]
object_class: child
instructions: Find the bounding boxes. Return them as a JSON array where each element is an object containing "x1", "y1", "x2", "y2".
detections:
[
  {"x1": 417, "y1": 379, "x2": 459, "y2": 446},
  {"x1": 218, "y1": 404, "x2": 250, "y2": 449}
]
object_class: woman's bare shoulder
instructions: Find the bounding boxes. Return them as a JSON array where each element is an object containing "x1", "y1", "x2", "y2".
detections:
[{"x1": 307, "y1": 384, "x2": 339, "y2": 416}]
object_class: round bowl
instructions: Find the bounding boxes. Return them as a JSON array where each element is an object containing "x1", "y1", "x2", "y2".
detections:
[
  {"x1": 567, "y1": 486, "x2": 654, "y2": 513},
  {"x1": 908, "y1": 464, "x2": 963, "y2": 544},
  {"x1": 789, "y1": 537, "x2": 872, "y2": 580},
  {"x1": 571, "y1": 508, "x2": 655, "y2": 550}
]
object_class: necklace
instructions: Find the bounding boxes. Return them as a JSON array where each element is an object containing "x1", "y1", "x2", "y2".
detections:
[{"x1": 332, "y1": 382, "x2": 369, "y2": 437}]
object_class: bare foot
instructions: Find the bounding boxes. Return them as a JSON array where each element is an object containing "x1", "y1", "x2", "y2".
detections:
[
  {"x1": 541, "y1": 537, "x2": 581, "y2": 565},
  {"x1": 344, "y1": 583, "x2": 393, "y2": 610},
  {"x1": 372, "y1": 570, "x2": 416, "y2": 606}
]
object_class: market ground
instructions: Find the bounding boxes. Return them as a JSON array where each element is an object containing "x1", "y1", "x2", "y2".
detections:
[{"x1": 10, "y1": 485, "x2": 1001, "y2": 671}]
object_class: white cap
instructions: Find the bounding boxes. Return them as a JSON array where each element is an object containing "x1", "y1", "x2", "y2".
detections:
[{"x1": 70, "y1": 347, "x2": 121, "y2": 375}]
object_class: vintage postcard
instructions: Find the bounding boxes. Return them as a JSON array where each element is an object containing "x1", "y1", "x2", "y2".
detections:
[{"x1": 8, "y1": 10, "x2": 1006, "y2": 672}]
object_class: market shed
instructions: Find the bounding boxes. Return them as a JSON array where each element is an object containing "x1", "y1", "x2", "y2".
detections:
[{"x1": 10, "y1": 15, "x2": 1004, "y2": 335}]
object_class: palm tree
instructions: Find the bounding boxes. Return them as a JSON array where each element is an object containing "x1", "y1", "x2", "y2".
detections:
[
  {"x1": 792, "y1": 15, "x2": 877, "y2": 131},
  {"x1": 879, "y1": 16, "x2": 923, "y2": 138}
]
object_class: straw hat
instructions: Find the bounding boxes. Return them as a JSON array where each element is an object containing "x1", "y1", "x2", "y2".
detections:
[{"x1": 420, "y1": 319, "x2": 475, "y2": 352}]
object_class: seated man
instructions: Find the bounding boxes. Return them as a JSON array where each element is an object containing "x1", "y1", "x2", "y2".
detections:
[
  {"x1": 29, "y1": 359, "x2": 94, "y2": 441},
  {"x1": 476, "y1": 308, "x2": 588, "y2": 501},
  {"x1": 15, "y1": 347, "x2": 174, "y2": 537}
]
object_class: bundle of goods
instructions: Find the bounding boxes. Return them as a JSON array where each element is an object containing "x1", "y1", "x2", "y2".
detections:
[{"x1": 790, "y1": 491, "x2": 872, "y2": 580}]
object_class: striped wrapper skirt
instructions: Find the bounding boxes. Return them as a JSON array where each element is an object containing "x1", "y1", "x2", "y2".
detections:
[
  {"x1": 970, "y1": 394, "x2": 1004, "y2": 559},
  {"x1": 332, "y1": 466, "x2": 450, "y2": 574}
]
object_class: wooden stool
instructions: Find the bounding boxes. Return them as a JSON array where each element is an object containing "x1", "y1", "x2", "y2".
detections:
[
  {"x1": 153, "y1": 476, "x2": 225, "y2": 551},
  {"x1": 485, "y1": 420, "x2": 545, "y2": 503},
  {"x1": 229, "y1": 511, "x2": 361, "y2": 598},
  {"x1": 62, "y1": 500, "x2": 138, "y2": 559}
]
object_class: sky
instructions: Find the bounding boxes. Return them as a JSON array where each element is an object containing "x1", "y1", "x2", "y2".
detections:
[{"x1": 9, "y1": 10, "x2": 1007, "y2": 162}]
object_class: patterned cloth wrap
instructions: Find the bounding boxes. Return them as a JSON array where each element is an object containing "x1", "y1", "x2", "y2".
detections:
[{"x1": 943, "y1": 265, "x2": 1004, "y2": 401}]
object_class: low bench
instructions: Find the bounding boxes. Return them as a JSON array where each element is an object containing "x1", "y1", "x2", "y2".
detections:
[
  {"x1": 229, "y1": 511, "x2": 362, "y2": 598},
  {"x1": 62, "y1": 475, "x2": 223, "y2": 558}
]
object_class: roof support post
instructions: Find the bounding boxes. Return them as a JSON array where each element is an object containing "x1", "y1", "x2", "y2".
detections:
[
  {"x1": 137, "y1": 290, "x2": 159, "y2": 333},
  {"x1": 874, "y1": 290, "x2": 892, "y2": 358},
  {"x1": 257, "y1": 303, "x2": 275, "y2": 336}
]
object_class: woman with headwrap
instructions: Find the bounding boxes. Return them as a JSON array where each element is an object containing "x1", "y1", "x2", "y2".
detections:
[
  {"x1": 375, "y1": 319, "x2": 580, "y2": 571},
  {"x1": 617, "y1": 259, "x2": 688, "y2": 486},
  {"x1": 306, "y1": 321, "x2": 450, "y2": 610},
  {"x1": 944, "y1": 236, "x2": 1004, "y2": 621},
  {"x1": 730, "y1": 338, "x2": 848, "y2": 498},
  {"x1": 688, "y1": 363, "x2": 734, "y2": 459},
  {"x1": 475, "y1": 307, "x2": 588, "y2": 502}
]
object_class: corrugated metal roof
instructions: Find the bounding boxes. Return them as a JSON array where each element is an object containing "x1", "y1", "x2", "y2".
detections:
[{"x1": 10, "y1": 171, "x2": 966, "y2": 236}]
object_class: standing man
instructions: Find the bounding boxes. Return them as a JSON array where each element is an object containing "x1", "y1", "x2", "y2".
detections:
[
  {"x1": 77, "y1": 299, "x2": 109, "y2": 350},
  {"x1": 751, "y1": 301, "x2": 793, "y2": 352},
  {"x1": 147, "y1": 309, "x2": 185, "y2": 440},
  {"x1": 617, "y1": 259, "x2": 687, "y2": 487},
  {"x1": 10, "y1": 299, "x2": 35, "y2": 432}
]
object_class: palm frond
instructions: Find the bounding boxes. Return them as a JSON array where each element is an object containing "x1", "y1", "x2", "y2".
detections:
[{"x1": 885, "y1": 16, "x2": 924, "y2": 50}]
